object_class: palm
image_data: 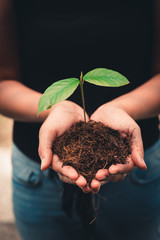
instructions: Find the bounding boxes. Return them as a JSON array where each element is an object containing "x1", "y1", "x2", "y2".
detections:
[{"x1": 90, "y1": 104, "x2": 146, "y2": 188}]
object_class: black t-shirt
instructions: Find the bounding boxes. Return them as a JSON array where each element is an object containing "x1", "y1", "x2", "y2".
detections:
[{"x1": 13, "y1": 0, "x2": 159, "y2": 162}]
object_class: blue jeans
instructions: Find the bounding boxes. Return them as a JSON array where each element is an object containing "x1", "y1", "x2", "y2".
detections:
[{"x1": 12, "y1": 139, "x2": 160, "y2": 240}]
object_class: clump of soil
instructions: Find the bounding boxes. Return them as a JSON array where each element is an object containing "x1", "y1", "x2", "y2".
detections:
[{"x1": 53, "y1": 121, "x2": 131, "y2": 184}]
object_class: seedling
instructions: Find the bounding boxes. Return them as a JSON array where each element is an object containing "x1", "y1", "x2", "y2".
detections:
[{"x1": 38, "y1": 68, "x2": 129, "y2": 124}]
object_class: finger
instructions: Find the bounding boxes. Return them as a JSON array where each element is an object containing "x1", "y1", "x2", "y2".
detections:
[
  {"x1": 75, "y1": 175, "x2": 87, "y2": 188},
  {"x1": 52, "y1": 155, "x2": 78, "y2": 181},
  {"x1": 38, "y1": 122, "x2": 57, "y2": 170},
  {"x1": 109, "y1": 174, "x2": 126, "y2": 182},
  {"x1": 131, "y1": 127, "x2": 146, "y2": 170},
  {"x1": 99, "y1": 178, "x2": 111, "y2": 186},
  {"x1": 109, "y1": 156, "x2": 135, "y2": 174},
  {"x1": 95, "y1": 169, "x2": 110, "y2": 180},
  {"x1": 74, "y1": 175, "x2": 91, "y2": 193},
  {"x1": 81, "y1": 185, "x2": 92, "y2": 193},
  {"x1": 58, "y1": 173, "x2": 76, "y2": 184},
  {"x1": 40, "y1": 149, "x2": 53, "y2": 170},
  {"x1": 98, "y1": 173, "x2": 126, "y2": 185},
  {"x1": 90, "y1": 179, "x2": 101, "y2": 194},
  {"x1": 59, "y1": 173, "x2": 91, "y2": 193}
]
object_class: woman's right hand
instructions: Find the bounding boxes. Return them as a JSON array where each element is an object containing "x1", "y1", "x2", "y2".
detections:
[{"x1": 38, "y1": 100, "x2": 91, "y2": 192}]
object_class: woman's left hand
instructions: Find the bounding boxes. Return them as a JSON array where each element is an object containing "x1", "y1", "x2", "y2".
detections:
[{"x1": 89, "y1": 103, "x2": 147, "y2": 194}]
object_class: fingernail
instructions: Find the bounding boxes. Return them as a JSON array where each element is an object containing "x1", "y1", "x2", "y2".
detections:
[
  {"x1": 41, "y1": 158, "x2": 45, "y2": 170},
  {"x1": 142, "y1": 158, "x2": 147, "y2": 168},
  {"x1": 82, "y1": 187, "x2": 91, "y2": 193},
  {"x1": 141, "y1": 158, "x2": 147, "y2": 169}
]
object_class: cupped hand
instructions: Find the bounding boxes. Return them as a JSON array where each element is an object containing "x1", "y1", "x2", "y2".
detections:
[
  {"x1": 38, "y1": 100, "x2": 90, "y2": 192},
  {"x1": 89, "y1": 103, "x2": 147, "y2": 193}
]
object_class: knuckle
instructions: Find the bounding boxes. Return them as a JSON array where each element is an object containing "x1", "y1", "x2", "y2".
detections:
[
  {"x1": 52, "y1": 163, "x2": 59, "y2": 173},
  {"x1": 38, "y1": 146, "x2": 43, "y2": 159}
]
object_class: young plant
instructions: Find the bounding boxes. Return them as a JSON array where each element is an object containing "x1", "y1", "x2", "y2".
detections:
[{"x1": 38, "y1": 68, "x2": 129, "y2": 123}]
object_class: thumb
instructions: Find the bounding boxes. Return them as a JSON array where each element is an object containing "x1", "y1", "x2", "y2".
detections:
[
  {"x1": 38, "y1": 123, "x2": 57, "y2": 170},
  {"x1": 40, "y1": 148, "x2": 53, "y2": 170},
  {"x1": 131, "y1": 126, "x2": 147, "y2": 170}
]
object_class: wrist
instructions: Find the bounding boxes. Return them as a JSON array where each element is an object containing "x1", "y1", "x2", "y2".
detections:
[
  {"x1": 105, "y1": 96, "x2": 140, "y2": 121},
  {"x1": 37, "y1": 108, "x2": 51, "y2": 122}
]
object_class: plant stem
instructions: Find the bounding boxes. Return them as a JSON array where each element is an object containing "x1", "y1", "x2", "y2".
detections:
[{"x1": 80, "y1": 71, "x2": 87, "y2": 128}]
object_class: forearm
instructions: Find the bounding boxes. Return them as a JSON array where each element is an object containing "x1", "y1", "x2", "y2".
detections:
[
  {"x1": 0, "y1": 80, "x2": 50, "y2": 122},
  {"x1": 109, "y1": 74, "x2": 160, "y2": 120}
]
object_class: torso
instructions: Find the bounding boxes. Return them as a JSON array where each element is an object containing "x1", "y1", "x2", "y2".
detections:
[{"x1": 13, "y1": 0, "x2": 159, "y2": 162}]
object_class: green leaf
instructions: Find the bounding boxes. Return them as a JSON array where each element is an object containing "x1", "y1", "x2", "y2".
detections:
[
  {"x1": 38, "y1": 78, "x2": 79, "y2": 115},
  {"x1": 83, "y1": 68, "x2": 129, "y2": 87}
]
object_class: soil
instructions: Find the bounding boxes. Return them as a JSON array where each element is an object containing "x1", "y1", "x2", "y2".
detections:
[{"x1": 53, "y1": 120, "x2": 131, "y2": 185}]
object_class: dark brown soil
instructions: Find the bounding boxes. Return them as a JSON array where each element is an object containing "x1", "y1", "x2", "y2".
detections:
[{"x1": 53, "y1": 121, "x2": 131, "y2": 185}]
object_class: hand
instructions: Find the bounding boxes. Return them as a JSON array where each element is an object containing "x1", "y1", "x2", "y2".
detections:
[
  {"x1": 89, "y1": 103, "x2": 147, "y2": 193},
  {"x1": 38, "y1": 100, "x2": 90, "y2": 192}
]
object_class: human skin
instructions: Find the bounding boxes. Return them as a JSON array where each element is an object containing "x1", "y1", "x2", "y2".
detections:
[
  {"x1": 0, "y1": 0, "x2": 160, "y2": 193},
  {"x1": 39, "y1": 75, "x2": 160, "y2": 194},
  {"x1": 0, "y1": 76, "x2": 159, "y2": 194},
  {"x1": 0, "y1": 81, "x2": 91, "y2": 192},
  {"x1": 90, "y1": 75, "x2": 160, "y2": 192}
]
